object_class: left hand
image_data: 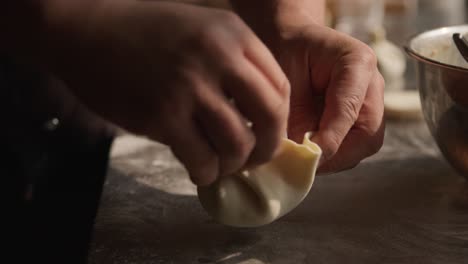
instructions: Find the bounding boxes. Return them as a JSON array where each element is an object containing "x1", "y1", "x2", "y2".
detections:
[{"x1": 268, "y1": 19, "x2": 385, "y2": 174}]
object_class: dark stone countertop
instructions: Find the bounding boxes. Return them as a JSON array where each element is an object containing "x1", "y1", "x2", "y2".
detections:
[{"x1": 89, "y1": 120, "x2": 468, "y2": 264}]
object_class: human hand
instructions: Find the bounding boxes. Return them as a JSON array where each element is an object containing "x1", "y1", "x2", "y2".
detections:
[
  {"x1": 268, "y1": 19, "x2": 385, "y2": 174},
  {"x1": 44, "y1": 0, "x2": 290, "y2": 185}
]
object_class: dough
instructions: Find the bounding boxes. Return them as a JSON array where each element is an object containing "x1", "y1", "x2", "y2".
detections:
[
  {"x1": 197, "y1": 132, "x2": 322, "y2": 227},
  {"x1": 384, "y1": 90, "x2": 423, "y2": 120}
]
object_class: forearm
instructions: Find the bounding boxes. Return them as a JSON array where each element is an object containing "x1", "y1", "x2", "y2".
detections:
[
  {"x1": 230, "y1": 0, "x2": 325, "y2": 42},
  {"x1": 1, "y1": 0, "x2": 97, "y2": 68}
]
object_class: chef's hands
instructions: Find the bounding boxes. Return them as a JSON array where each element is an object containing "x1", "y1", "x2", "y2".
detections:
[
  {"x1": 271, "y1": 20, "x2": 385, "y2": 174},
  {"x1": 46, "y1": 1, "x2": 290, "y2": 186},
  {"x1": 40, "y1": 0, "x2": 382, "y2": 184}
]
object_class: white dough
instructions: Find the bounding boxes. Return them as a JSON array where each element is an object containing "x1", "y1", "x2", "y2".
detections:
[{"x1": 197, "y1": 133, "x2": 322, "y2": 227}]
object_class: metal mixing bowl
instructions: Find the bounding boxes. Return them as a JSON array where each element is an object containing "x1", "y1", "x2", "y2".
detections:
[{"x1": 405, "y1": 25, "x2": 468, "y2": 178}]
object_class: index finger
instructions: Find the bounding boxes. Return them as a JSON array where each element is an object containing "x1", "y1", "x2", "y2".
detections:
[
  {"x1": 223, "y1": 57, "x2": 289, "y2": 167},
  {"x1": 243, "y1": 32, "x2": 290, "y2": 98},
  {"x1": 311, "y1": 50, "x2": 376, "y2": 160},
  {"x1": 226, "y1": 32, "x2": 291, "y2": 166}
]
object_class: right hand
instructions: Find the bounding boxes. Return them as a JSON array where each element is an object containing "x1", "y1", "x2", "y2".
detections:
[{"x1": 45, "y1": 0, "x2": 290, "y2": 186}]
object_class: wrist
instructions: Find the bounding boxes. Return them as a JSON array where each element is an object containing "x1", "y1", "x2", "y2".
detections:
[
  {"x1": 274, "y1": 0, "x2": 325, "y2": 27},
  {"x1": 230, "y1": 0, "x2": 324, "y2": 46}
]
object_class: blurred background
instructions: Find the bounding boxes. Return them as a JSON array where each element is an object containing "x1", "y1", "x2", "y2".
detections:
[
  {"x1": 327, "y1": 0, "x2": 467, "y2": 91},
  {"x1": 188, "y1": 0, "x2": 468, "y2": 110}
]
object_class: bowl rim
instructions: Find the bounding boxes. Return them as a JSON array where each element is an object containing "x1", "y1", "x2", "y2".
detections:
[{"x1": 404, "y1": 24, "x2": 468, "y2": 73}]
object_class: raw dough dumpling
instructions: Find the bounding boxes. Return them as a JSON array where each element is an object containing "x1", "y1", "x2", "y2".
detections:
[{"x1": 197, "y1": 132, "x2": 322, "y2": 227}]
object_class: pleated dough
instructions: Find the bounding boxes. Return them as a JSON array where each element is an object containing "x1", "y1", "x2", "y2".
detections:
[{"x1": 197, "y1": 132, "x2": 322, "y2": 227}]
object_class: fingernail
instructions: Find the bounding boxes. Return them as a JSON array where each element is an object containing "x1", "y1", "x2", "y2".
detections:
[{"x1": 191, "y1": 174, "x2": 216, "y2": 187}]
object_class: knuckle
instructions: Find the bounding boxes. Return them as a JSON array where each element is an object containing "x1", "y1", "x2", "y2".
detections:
[
  {"x1": 229, "y1": 133, "x2": 255, "y2": 162},
  {"x1": 193, "y1": 24, "x2": 240, "y2": 62},
  {"x1": 357, "y1": 45, "x2": 378, "y2": 70},
  {"x1": 176, "y1": 66, "x2": 207, "y2": 99},
  {"x1": 376, "y1": 72, "x2": 386, "y2": 90},
  {"x1": 199, "y1": 11, "x2": 243, "y2": 37},
  {"x1": 219, "y1": 10, "x2": 244, "y2": 28},
  {"x1": 251, "y1": 128, "x2": 283, "y2": 165},
  {"x1": 174, "y1": 62, "x2": 197, "y2": 86},
  {"x1": 194, "y1": 24, "x2": 229, "y2": 54},
  {"x1": 264, "y1": 98, "x2": 289, "y2": 131},
  {"x1": 189, "y1": 78, "x2": 209, "y2": 101},
  {"x1": 196, "y1": 21, "x2": 219, "y2": 41},
  {"x1": 218, "y1": 124, "x2": 255, "y2": 175},
  {"x1": 254, "y1": 138, "x2": 280, "y2": 164},
  {"x1": 277, "y1": 77, "x2": 291, "y2": 98},
  {"x1": 217, "y1": 11, "x2": 252, "y2": 45},
  {"x1": 340, "y1": 94, "x2": 361, "y2": 123},
  {"x1": 323, "y1": 132, "x2": 342, "y2": 160}
]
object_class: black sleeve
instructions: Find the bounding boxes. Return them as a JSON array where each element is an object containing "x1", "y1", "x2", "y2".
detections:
[{"x1": 1, "y1": 58, "x2": 115, "y2": 264}]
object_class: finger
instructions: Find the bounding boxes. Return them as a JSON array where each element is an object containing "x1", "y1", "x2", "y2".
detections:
[
  {"x1": 318, "y1": 71, "x2": 385, "y2": 174},
  {"x1": 196, "y1": 87, "x2": 255, "y2": 177},
  {"x1": 166, "y1": 120, "x2": 219, "y2": 186},
  {"x1": 311, "y1": 51, "x2": 376, "y2": 160},
  {"x1": 287, "y1": 95, "x2": 325, "y2": 143},
  {"x1": 223, "y1": 58, "x2": 289, "y2": 167},
  {"x1": 242, "y1": 33, "x2": 291, "y2": 97}
]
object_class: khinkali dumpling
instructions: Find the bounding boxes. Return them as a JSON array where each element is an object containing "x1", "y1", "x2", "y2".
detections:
[{"x1": 198, "y1": 132, "x2": 322, "y2": 227}]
